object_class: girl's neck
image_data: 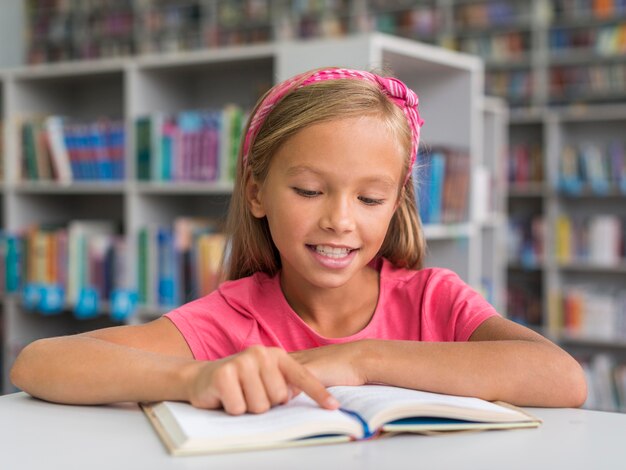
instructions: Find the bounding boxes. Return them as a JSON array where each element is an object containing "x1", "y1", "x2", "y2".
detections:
[{"x1": 279, "y1": 266, "x2": 380, "y2": 338}]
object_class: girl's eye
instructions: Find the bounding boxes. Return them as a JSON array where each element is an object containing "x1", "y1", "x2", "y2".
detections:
[
  {"x1": 359, "y1": 196, "x2": 385, "y2": 206},
  {"x1": 293, "y1": 187, "x2": 320, "y2": 197}
]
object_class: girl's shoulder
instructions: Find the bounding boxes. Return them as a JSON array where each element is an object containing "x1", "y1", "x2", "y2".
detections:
[
  {"x1": 216, "y1": 270, "x2": 281, "y2": 313},
  {"x1": 381, "y1": 258, "x2": 464, "y2": 288}
]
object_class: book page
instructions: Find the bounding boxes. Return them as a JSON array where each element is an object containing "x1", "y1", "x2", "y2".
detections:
[
  {"x1": 155, "y1": 393, "x2": 363, "y2": 450},
  {"x1": 329, "y1": 385, "x2": 529, "y2": 431}
]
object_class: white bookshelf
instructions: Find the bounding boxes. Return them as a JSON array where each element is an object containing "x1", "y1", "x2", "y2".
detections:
[
  {"x1": 480, "y1": 96, "x2": 508, "y2": 314},
  {"x1": 0, "y1": 33, "x2": 495, "y2": 394},
  {"x1": 509, "y1": 104, "x2": 626, "y2": 411}
]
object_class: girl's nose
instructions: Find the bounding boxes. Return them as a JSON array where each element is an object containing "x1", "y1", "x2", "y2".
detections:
[{"x1": 320, "y1": 196, "x2": 356, "y2": 233}]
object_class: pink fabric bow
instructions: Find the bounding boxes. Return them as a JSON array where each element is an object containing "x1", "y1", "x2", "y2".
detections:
[{"x1": 242, "y1": 68, "x2": 424, "y2": 185}]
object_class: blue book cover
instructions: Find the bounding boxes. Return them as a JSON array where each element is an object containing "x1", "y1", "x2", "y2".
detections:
[
  {"x1": 91, "y1": 122, "x2": 111, "y2": 180},
  {"x1": 157, "y1": 227, "x2": 177, "y2": 307},
  {"x1": 6, "y1": 234, "x2": 23, "y2": 293},
  {"x1": 430, "y1": 153, "x2": 446, "y2": 224},
  {"x1": 64, "y1": 126, "x2": 81, "y2": 181}
]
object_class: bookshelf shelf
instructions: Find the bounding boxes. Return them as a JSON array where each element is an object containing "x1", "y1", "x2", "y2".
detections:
[
  {"x1": 550, "y1": 15, "x2": 626, "y2": 29},
  {"x1": 507, "y1": 262, "x2": 544, "y2": 272},
  {"x1": 453, "y1": 22, "x2": 533, "y2": 37},
  {"x1": 134, "y1": 182, "x2": 235, "y2": 195},
  {"x1": 558, "y1": 262, "x2": 626, "y2": 275},
  {"x1": 12, "y1": 181, "x2": 127, "y2": 195},
  {"x1": 558, "y1": 190, "x2": 626, "y2": 199},
  {"x1": 11, "y1": 59, "x2": 127, "y2": 80},
  {"x1": 508, "y1": 183, "x2": 549, "y2": 198},
  {"x1": 0, "y1": 33, "x2": 493, "y2": 394},
  {"x1": 423, "y1": 223, "x2": 473, "y2": 239},
  {"x1": 484, "y1": 56, "x2": 533, "y2": 69},
  {"x1": 548, "y1": 332, "x2": 626, "y2": 352}
]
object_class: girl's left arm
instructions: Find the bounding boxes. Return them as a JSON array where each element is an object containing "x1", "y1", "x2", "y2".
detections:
[{"x1": 291, "y1": 317, "x2": 587, "y2": 408}]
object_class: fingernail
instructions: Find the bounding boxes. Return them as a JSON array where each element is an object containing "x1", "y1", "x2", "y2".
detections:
[{"x1": 325, "y1": 396, "x2": 340, "y2": 409}]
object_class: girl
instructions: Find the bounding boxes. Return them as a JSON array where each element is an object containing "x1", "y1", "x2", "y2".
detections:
[{"x1": 11, "y1": 68, "x2": 587, "y2": 415}]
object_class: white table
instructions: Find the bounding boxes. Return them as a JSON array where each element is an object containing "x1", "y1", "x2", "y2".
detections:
[{"x1": 2, "y1": 392, "x2": 625, "y2": 470}]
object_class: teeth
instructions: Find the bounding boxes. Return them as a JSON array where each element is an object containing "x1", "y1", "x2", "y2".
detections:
[{"x1": 314, "y1": 245, "x2": 352, "y2": 258}]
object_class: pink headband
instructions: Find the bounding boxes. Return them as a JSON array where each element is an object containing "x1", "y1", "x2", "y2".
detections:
[{"x1": 242, "y1": 68, "x2": 424, "y2": 185}]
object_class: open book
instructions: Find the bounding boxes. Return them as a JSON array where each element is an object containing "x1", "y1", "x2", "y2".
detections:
[{"x1": 142, "y1": 385, "x2": 541, "y2": 456}]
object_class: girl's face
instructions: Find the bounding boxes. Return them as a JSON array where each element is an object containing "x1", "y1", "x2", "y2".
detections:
[{"x1": 247, "y1": 115, "x2": 405, "y2": 292}]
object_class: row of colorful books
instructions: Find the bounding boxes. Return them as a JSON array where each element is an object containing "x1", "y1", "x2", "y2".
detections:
[
  {"x1": 135, "y1": 106, "x2": 246, "y2": 183},
  {"x1": 486, "y1": 70, "x2": 533, "y2": 104},
  {"x1": 579, "y1": 354, "x2": 626, "y2": 412},
  {"x1": 550, "y1": 23, "x2": 626, "y2": 55},
  {"x1": 26, "y1": 0, "x2": 135, "y2": 64},
  {"x1": 507, "y1": 215, "x2": 545, "y2": 267},
  {"x1": 457, "y1": 32, "x2": 529, "y2": 63},
  {"x1": 137, "y1": 217, "x2": 226, "y2": 309},
  {"x1": 368, "y1": 5, "x2": 440, "y2": 39},
  {"x1": 551, "y1": 0, "x2": 626, "y2": 20},
  {"x1": 556, "y1": 214, "x2": 625, "y2": 266},
  {"x1": 559, "y1": 141, "x2": 626, "y2": 194},
  {"x1": 414, "y1": 148, "x2": 470, "y2": 225},
  {"x1": 0, "y1": 218, "x2": 228, "y2": 316},
  {"x1": 0, "y1": 221, "x2": 130, "y2": 316},
  {"x1": 509, "y1": 143, "x2": 544, "y2": 184},
  {"x1": 20, "y1": 116, "x2": 126, "y2": 183},
  {"x1": 558, "y1": 284, "x2": 626, "y2": 341},
  {"x1": 454, "y1": 1, "x2": 531, "y2": 29},
  {"x1": 282, "y1": 0, "x2": 352, "y2": 41},
  {"x1": 550, "y1": 63, "x2": 626, "y2": 100}
]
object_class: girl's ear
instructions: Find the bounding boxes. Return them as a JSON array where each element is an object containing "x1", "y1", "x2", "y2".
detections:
[{"x1": 245, "y1": 173, "x2": 266, "y2": 218}]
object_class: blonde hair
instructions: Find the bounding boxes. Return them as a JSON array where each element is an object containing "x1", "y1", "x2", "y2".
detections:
[{"x1": 223, "y1": 72, "x2": 426, "y2": 280}]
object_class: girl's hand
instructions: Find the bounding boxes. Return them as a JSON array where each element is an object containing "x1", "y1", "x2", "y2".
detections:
[
  {"x1": 290, "y1": 341, "x2": 368, "y2": 387},
  {"x1": 184, "y1": 345, "x2": 339, "y2": 415}
]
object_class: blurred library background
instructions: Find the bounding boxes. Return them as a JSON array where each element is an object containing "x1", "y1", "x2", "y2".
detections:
[{"x1": 0, "y1": 0, "x2": 625, "y2": 412}]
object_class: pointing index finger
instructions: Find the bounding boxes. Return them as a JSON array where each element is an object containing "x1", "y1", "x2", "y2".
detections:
[{"x1": 279, "y1": 356, "x2": 340, "y2": 410}]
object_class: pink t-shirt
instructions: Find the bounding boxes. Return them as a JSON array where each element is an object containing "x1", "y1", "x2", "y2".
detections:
[{"x1": 165, "y1": 258, "x2": 500, "y2": 361}]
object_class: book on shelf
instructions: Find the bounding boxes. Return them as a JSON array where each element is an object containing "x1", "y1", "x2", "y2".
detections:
[
  {"x1": 142, "y1": 384, "x2": 541, "y2": 456},
  {"x1": 19, "y1": 116, "x2": 125, "y2": 183},
  {"x1": 370, "y1": 4, "x2": 440, "y2": 40},
  {"x1": 559, "y1": 285, "x2": 626, "y2": 340},
  {"x1": 507, "y1": 215, "x2": 545, "y2": 267},
  {"x1": 555, "y1": 213, "x2": 625, "y2": 265},
  {"x1": 550, "y1": 63, "x2": 626, "y2": 102},
  {"x1": 415, "y1": 147, "x2": 470, "y2": 225},
  {"x1": 486, "y1": 70, "x2": 532, "y2": 105},
  {"x1": 454, "y1": 1, "x2": 530, "y2": 29},
  {"x1": 508, "y1": 143, "x2": 543, "y2": 185},
  {"x1": 506, "y1": 281, "x2": 543, "y2": 327},
  {"x1": 134, "y1": 106, "x2": 245, "y2": 184},
  {"x1": 559, "y1": 141, "x2": 626, "y2": 194},
  {"x1": 552, "y1": 0, "x2": 626, "y2": 20},
  {"x1": 3, "y1": 221, "x2": 130, "y2": 316},
  {"x1": 138, "y1": 217, "x2": 226, "y2": 308}
]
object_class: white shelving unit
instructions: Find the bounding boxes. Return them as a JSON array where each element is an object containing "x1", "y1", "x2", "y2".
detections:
[
  {"x1": 0, "y1": 33, "x2": 494, "y2": 394},
  {"x1": 480, "y1": 96, "x2": 508, "y2": 314},
  {"x1": 509, "y1": 103, "x2": 626, "y2": 411}
]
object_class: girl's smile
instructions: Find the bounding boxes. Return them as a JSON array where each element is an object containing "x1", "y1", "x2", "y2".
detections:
[{"x1": 306, "y1": 243, "x2": 359, "y2": 269}]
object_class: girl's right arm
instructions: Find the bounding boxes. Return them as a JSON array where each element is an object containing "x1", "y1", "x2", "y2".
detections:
[{"x1": 9, "y1": 318, "x2": 338, "y2": 414}]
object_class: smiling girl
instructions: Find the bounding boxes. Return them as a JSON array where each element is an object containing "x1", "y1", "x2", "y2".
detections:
[{"x1": 11, "y1": 68, "x2": 587, "y2": 414}]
